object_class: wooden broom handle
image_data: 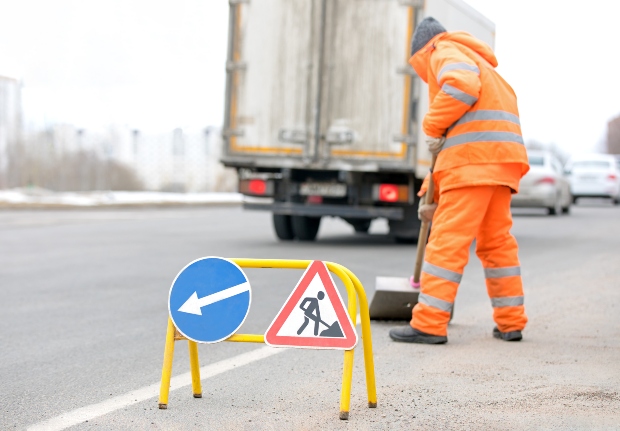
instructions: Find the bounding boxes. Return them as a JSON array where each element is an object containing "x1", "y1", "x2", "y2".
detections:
[{"x1": 412, "y1": 154, "x2": 437, "y2": 284}]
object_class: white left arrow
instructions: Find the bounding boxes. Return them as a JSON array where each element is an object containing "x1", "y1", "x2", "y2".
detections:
[{"x1": 178, "y1": 281, "x2": 250, "y2": 315}]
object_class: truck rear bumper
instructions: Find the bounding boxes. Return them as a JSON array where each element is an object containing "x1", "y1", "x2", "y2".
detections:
[{"x1": 243, "y1": 200, "x2": 405, "y2": 220}]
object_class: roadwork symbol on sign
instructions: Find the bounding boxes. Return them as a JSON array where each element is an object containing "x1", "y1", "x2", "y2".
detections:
[
  {"x1": 169, "y1": 257, "x2": 251, "y2": 343},
  {"x1": 264, "y1": 260, "x2": 358, "y2": 349}
]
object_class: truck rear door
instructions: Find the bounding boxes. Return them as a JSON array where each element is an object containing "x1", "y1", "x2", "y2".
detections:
[
  {"x1": 224, "y1": 0, "x2": 317, "y2": 160},
  {"x1": 317, "y1": 0, "x2": 416, "y2": 166}
]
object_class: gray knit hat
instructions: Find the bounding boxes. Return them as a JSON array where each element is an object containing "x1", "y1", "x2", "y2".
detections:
[{"x1": 410, "y1": 17, "x2": 447, "y2": 56}]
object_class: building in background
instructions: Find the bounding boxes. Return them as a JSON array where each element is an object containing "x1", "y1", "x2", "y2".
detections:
[
  {"x1": 0, "y1": 75, "x2": 22, "y2": 188},
  {"x1": 130, "y1": 126, "x2": 235, "y2": 192},
  {"x1": 11, "y1": 123, "x2": 236, "y2": 192},
  {"x1": 607, "y1": 115, "x2": 620, "y2": 155},
  {"x1": 0, "y1": 74, "x2": 237, "y2": 192}
]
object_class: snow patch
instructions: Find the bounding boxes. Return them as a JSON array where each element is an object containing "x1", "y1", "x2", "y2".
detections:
[{"x1": 0, "y1": 189, "x2": 243, "y2": 207}]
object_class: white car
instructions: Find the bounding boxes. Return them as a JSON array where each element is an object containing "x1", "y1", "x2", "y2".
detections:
[
  {"x1": 566, "y1": 154, "x2": 620, "y2": 205},
  {"x1": 511, "y1": 151, "x2": 572, "y2": 215}
]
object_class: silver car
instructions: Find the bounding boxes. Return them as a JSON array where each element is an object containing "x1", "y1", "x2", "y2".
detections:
[
  {"x1": 566, "y1": 154, "x2": 620, "y2": 205},
  {"x1": 511, "y1": 151, "x2": 572, "y2": 215}
]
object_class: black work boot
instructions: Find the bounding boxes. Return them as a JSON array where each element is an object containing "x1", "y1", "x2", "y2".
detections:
[
  {"x1": 493, "y1": 326, "x2": 522, "y2": 342},
  {"x1": 389, "y1": 325, "x2": 447, "y2": 344}
]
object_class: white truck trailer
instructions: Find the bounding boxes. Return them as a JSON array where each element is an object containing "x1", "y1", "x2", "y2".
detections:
[{"x1": 221, "y1": 0, "x2": 495, "y2": 241}]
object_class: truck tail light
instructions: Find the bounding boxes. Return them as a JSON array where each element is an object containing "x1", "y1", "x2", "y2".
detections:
[
  {"x1": 608, "y1": 173, "x2": 618, "y2": 181},
  {"x1": 373, "y1": 184, "x2": 409, "y2": 203},
  {"x1": 536, "y1": 176, "x2": 555, "y2": 185},
  {"x1": 239, "y1": 179, "x2": 274, "y2": 196}
]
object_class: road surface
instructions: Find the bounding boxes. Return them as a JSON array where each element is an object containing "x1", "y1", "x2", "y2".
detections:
[{"x1": 1, "y1": 202, "x2": 619, "y2": 430}]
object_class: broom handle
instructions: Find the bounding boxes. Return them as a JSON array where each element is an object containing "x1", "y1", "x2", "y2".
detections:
[{"x1": 412, "y1": 154, "x2": 437, "y2": 284}]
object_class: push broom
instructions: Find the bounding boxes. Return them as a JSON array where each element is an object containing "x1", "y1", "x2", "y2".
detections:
[{"x1": 368, "y1": 154, "x2": 437, "y2": 320}]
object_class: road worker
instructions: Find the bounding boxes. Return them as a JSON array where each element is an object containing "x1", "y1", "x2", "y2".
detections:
[{"x1": 389, "y1": 17, "x2": 529, "y2": 344}]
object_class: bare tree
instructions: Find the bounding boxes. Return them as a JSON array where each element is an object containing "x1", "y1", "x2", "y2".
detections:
[
  {"x1": 607, "y1": 115, "x2": 620, "y2": 155},
  {"x1": 2, "y1": 132, "x2": 143, "y2": 191},
  {"x1": 525, "y1": 139, "x2": 570, "y2": 165}
]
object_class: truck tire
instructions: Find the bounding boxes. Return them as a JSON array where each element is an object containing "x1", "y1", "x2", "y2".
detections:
[
  {"x1": 389, "y1": 205, "x2": 420, "y2": 243},
  {"x1": 394, "y1": 235, "x2": 418, "y2": 244},
  {"x1": 346, "y1": 219, "x2": 371, "y2": 233},
  {"x1": 291, "y1": 216, "x2": 321, "y2": 241},
  {"x1": 272, "y1": 214, "x2": 295, "y2": 241}
]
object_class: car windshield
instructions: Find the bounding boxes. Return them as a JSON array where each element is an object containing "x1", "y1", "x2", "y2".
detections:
[
  {"x1": 572, "y1": 160, "x2": 611, "y2": 169},
  {"x1": 528, "y1": 156, "x2": 545, "y2": 166}
]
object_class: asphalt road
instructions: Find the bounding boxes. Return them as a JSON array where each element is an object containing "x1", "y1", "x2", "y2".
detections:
[{"x1": 1, "y1": 202, "x2": 619, "y2": 430}]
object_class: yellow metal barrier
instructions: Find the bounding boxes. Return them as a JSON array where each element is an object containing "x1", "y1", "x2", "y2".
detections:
[{"x1": 158, "y1": 259, "x2": 377, "y2": 420}]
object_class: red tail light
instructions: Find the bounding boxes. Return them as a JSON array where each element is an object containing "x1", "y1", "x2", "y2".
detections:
[
  {"x1": 374, "y1": 184, "x2": 409, "y2": 203},
  {"x1": 248, "y1": 179, "x2": 267, "y2": 195},
  {"x1": 239, "y1": 179, "x2": 273, "y2": 196},
  {"x1": 608, "y1": 173, "x2": 618, "y2": 181},
  {"x1": 379, "y1": 184, "x2": 399, "y2": 202},
  {"x1": 536, "y1": 177, "x2": 555, "y2": 185}
]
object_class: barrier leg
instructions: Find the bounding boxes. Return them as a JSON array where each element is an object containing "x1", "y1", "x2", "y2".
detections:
[
  {"x1": 159, "y1": 317, "x2": 176, "y2": 409},
  {"x1": 343, "y1": 267, "x2": 378, "y2": 408},
  {"x1": 188, "y1": 340, "x2": 203, "y2": 398},
  {"x1": 339, "y1": 349, "x2": 355, "y2": 420},
  {"x1": 361, "y1": 313, "x2": 378, "y2": 408}
]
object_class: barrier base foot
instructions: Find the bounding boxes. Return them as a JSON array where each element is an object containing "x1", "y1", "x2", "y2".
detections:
[
  {"x1": 158, "y1": 403, "x2": 167, "y2": 410},
  {"x1": 193, "y1": 393, "x2": 202, "y2": 398},
  {"x1": 368, "y1": 401, "x2": 377, "y2": 408},
  {"x1": 339, "y1": 411, "x2": 349, "y2": 420}
]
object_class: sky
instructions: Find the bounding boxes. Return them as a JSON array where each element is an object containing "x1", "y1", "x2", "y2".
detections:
[{"x1": 1, "y1": 0, "x2": 619, "y2": 155}]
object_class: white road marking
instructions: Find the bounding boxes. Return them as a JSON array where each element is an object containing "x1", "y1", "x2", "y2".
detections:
[{"x1": 27, "y1": 346, "x2": 284, "y2": 431}]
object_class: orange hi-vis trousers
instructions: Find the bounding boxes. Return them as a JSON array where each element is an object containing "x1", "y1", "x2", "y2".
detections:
[{"x1": 411, "y1": 185, "x2": 527, "y2": 336}]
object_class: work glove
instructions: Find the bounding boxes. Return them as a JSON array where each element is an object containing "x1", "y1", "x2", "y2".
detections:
[
  {"x1": 418, "y1": 194, "x2": 438, "y2": 223},
  {"x1": 425, "y1": 136, "x2": 446, "y2": 156},
  {"x1": 418, "y1": 203, "x2": 438, "y2": 223}
]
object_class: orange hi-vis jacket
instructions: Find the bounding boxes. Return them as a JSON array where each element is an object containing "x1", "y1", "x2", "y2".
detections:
[{"x1": 410, "y1": 31, "x2": 529, "y2": 195}]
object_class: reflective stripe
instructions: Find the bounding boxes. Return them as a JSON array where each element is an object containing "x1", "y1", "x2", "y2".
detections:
[
  {"x1": 450, "y1": 110, "x2": 521, "y2": 130},
  {"x1": 444, "y1": 131, "x2": 524, "y2": 149},
  {"x1": 437, "y1": 62, "x2": 480, "y2": 83},
  {"x1": 491, "y1": 296, "x2": 524, "y2": 308},
  {"x1": 422, "y1": 261, "x2": 462, "y2": 283},
  {"x1": 419, "y1": 293, "x2": 453, "y2": 313},
  {"x1": 442, "y1": 83, "x2": 478, "y2": 106},
  {"x1": 484, "y1": 266, "x2": 521, "y2": 279}
]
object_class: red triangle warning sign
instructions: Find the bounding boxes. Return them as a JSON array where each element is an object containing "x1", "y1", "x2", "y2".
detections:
[{"x1": 265, "y1": 261, "x2": 358, "y2": 350}]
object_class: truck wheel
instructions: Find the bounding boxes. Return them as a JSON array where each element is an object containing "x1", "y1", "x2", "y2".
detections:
[
  {"x1": 347, "y1": 219, "x2": 371, "y2": 233},
  {"x1": 291, "y1": 216, "x2": 321, "y2": 241},
  {"x1": 389, "y1": 204, "x2": 421, "y2": 243},
  {"x1": 272, "y1": 214, "x2": 295, "y2": 241},
  {"x1": 394, "y1": 235, "x2": 418, "y2": 244}
]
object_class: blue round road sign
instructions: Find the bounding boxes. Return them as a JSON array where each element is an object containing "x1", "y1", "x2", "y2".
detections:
[{"x1": 169, "y1": 257, "x2": 251, "y2": 343}]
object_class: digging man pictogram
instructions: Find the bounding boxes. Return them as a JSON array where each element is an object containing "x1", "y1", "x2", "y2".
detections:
[{"x1": 297, "y1": 291, "x2": 344, "y2": 337}]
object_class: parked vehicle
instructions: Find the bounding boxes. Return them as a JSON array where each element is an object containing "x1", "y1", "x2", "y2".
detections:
[
  {"x1": 220, "y1": 0, "x2": 495, "y2": 242},
  {"x1": 511, "y1": 150, "x2": 571, "y2": 215},
  {"x1": 566, "y1": 154, "x2": 620, "y2": 205}
]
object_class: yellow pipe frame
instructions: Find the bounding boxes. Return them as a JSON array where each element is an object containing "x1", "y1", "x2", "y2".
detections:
[{"x1": 158, "y1": 258, "x2": 377, "y2": 420}]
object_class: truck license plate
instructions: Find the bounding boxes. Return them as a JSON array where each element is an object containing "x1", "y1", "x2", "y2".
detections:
[{"x1": 299, "y1": 183, "x2": 347, "y2": 197}]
